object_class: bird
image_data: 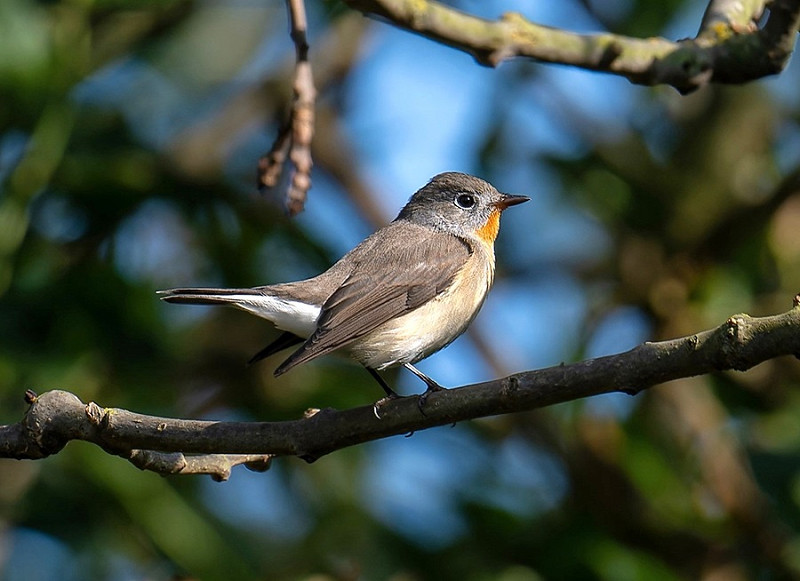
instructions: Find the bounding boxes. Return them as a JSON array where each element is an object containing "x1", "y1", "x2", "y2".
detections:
[{"x1": 159, "y1": 172, "x2": 529, "y2": 403}]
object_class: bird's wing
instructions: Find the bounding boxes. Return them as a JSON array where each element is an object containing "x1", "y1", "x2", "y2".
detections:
[{"x1": 274, "y1": 223, "x2": 472, "y2": 375}]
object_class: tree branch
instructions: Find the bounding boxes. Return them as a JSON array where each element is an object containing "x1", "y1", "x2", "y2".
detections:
[
  {"x1": 3, "y1": 297, "x2": 800, "y2": 478},
  {"x1": 1, "y1": 391, "x2": 273, "y2": 481},
  {"x1": 343, "y1": 0, "x2": 800, "y2": 94}
]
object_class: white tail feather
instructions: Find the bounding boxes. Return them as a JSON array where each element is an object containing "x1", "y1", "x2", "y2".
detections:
[{"x1": 159, "y1": 289, "x2": 320, "y2": 338}]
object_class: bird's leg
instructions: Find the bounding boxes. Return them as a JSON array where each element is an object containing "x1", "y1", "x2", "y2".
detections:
[
  {"x1": 367, "y1": 368, "x2": 400, "y2": 419},
  {"x1": 404, "y1": 363, "x2": 446, "y2": 411},
  {"x1": 404, "y1": 363, "x2": 446, "y2": 392},
  {"x1": 367, "y1": 367, "x2": 399, "y2": 398}
]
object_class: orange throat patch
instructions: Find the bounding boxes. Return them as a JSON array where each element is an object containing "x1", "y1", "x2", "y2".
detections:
[{"x1": 476, "y1": 210, "x2": 500, "y2": 245}]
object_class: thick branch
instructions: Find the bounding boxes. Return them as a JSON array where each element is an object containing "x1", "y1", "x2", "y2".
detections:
[
  {"x1": 1, "y1": 392, "x2": 273, "y2": 480},
  {"x1": 343, "y1": 0, "x2": 800, "y2": 93},
  {"x1": 2, "y1": 298, "x2": 799, "y2": 477}
]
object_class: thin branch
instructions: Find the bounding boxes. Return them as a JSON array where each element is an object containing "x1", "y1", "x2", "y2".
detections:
[
  {"x1": 256, "y1": 118, "x2": 292, "y2": 191},
  {"x1": 3, "y1": 297, "x2": 800, "y2": 478},
  {"x1": 343, "y1": 0, "x2": 800, "y2": 94},
  {"x1": 257, "y1": 0, "x2": 316, "y2": 215}
]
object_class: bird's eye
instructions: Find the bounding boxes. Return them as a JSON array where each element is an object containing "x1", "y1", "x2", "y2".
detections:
[{"x1": 455, "y1": 193, "x2": 476, "y2": 209}]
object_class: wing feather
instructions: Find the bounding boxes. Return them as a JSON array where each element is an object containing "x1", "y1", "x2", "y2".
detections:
[{"x1": 274, "y1": 222, "x2": 472, "y2": 375}]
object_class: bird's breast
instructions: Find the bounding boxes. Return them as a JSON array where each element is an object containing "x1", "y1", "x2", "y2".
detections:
[
  {"x1": 476, "y1": 209, "x2": 501, "y2": 245},
  {"x1": 350, "y1": 246, "x2": 496, "y2": 369}
]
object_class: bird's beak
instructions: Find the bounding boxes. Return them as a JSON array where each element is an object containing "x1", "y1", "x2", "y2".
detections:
[{"x1": 494, "y1": 193, "x2": 530, "y2": 210}]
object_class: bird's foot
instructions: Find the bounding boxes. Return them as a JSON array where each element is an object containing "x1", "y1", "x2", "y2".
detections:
[
  {"x1": 366, "y1": 367, "x2": 402, "y2": 419},
  {"x1": 373, "y1": 392, "x2": 401, "y2": 420},
  {"x1": 401, "y1": 363, "x2": 447, "y2": 414},
  {"x1": 417, "y1": 382, "x2": 446, "y2": 414}
]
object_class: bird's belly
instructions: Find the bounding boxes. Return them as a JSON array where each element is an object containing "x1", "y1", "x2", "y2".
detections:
[{"x1": 349, "y1": 256, "x2": 494, "y2": 370}]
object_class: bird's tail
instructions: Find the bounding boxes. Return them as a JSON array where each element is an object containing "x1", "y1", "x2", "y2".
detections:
[
  {"x1": 158, "y1": 287, "x2": 263, "y2": 306},
  {"x1": 158, "y1": 287, "x2": 320, "y2": 338}
]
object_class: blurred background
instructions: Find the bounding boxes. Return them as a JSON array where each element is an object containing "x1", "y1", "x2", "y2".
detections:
[{"x1": 2, "y1": 0, "x2": 800, "y2": 579}]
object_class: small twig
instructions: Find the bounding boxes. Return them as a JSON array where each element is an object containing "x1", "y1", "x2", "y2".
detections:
[
  {"x1": 258, "y1": 0, "x2": 316, "y2": 215},
  {"x1": 126, "y1": 449, "x2": 273, "y2": 481},
  {"x1": 257, "y1": 119, "x2": 292, "y2": 191}
]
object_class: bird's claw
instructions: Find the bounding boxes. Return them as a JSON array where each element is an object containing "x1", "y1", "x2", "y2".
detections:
[
  {"x1": 373, "y1": 393, "x2": 400, "y2": 419},
  {"x1": 417, "y1": 383, "x2": 446, "y2": 415}
]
